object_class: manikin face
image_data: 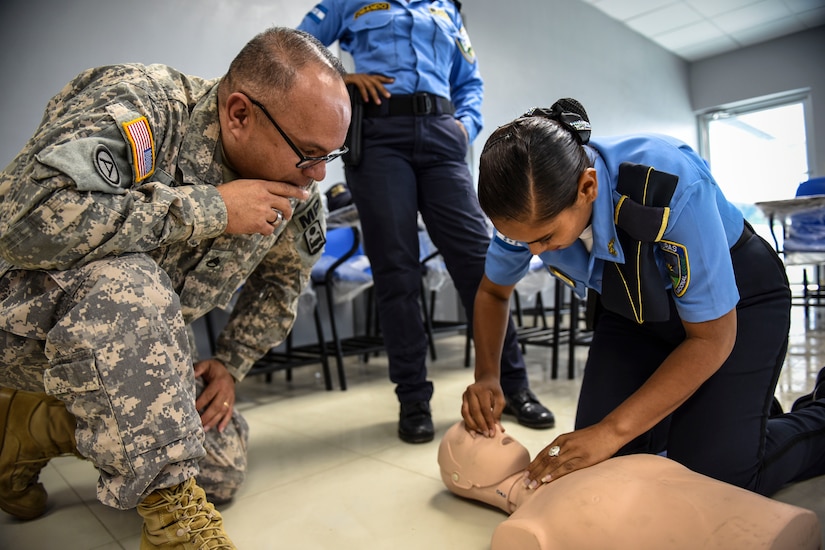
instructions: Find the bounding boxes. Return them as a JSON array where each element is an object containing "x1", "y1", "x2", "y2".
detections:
[
  {"x1": 492, "y1": 168, "x2": 598, "y2": 256},
  {"x1": 438, "y1": 422, "x2": 530, "y2": 491}
]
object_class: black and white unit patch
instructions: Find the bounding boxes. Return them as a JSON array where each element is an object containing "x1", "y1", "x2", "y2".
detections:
[{"x1": 94, "y1": 144, "x2": 121, "y2": 188}]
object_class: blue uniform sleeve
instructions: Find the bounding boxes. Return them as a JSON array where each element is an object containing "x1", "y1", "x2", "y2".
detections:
[
  {"x1": 448, "y1": 10, "x2": 484, "y2": 142},
  {"x1": 659, "y1": 179, "x2": 740, "y2": 323},
  {"x1": 296, "y1": 1, "x2": 346, "y2": 46},
  {"x1": 485, "y1": 231, "x2": 534, "y2": 287}
]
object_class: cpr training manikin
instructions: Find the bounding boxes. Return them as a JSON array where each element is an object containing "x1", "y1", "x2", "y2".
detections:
[{"x1": 437, "y1": 421, "x2": 820, "y2": 550}]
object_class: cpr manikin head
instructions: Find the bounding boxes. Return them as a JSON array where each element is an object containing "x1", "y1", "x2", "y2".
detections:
[
  {"x1": 438, "y1": 421, "x2": 531, "y2": 513},
  {"x1": 438, "y1": 422, "x2": 821, "y2": 550}
]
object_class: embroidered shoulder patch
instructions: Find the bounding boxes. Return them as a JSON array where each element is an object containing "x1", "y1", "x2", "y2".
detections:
[
  {"x1": 354, "y1": 2, "x2": 389, "y2": 19},
  {"x1": 456, "y1": 25, "x2": 476, "y2": 63},
  {"x1": 659, "y1": 240, "x2": 690, "y2": 297},
  {"x1": 122, "y1": 117, "x2": 155, "y2": 182},
  {"x1": 493, "y1": 230, "x2": 526, "y2": 251},
  {"x1": 307, "y1": 3, "x2": 328, "y2": 23},
  {"x1": 93, "y1": 144, "x2": 121, "y2": 188}
]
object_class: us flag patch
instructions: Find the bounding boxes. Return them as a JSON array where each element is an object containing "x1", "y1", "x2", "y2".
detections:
[{"x1": 123, "y1": 116, "x2": 155, "y2": 182}]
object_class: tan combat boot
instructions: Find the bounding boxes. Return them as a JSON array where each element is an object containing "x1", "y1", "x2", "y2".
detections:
[
  {"x1": 0, "y1": 387, "x2": 82, "y2": 520},
  {"x1": 137, "y1": 477, "x2": 236, "y2": 549}
]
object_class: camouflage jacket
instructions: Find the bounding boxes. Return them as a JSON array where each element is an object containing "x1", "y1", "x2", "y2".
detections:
[{"x1": 0, "y1": 64, "x2": 326, "y2": 380}]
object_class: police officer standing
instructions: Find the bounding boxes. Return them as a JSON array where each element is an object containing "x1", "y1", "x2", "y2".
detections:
[{"x1": 298, "y1": 0, "x2": 555, "y2": 444}]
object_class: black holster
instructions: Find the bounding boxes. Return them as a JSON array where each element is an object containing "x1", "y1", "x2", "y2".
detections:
[{"x1": 342, "y1": 83, "x2": 363, "y2": 167}]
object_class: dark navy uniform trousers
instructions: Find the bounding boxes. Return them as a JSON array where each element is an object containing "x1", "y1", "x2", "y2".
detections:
[
  {"x1": 577, "y1": 226, "x2": 825, "y2": 495},
  {"x1": 345, "y1": 112, "x2": 529, "y2": 404}
]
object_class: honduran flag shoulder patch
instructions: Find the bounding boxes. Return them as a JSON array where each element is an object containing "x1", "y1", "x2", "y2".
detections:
[
  {"x1": 493, "y1": 230, "x2": 527, "y2": 251},
  {"x1": 307, "y1": 4, "x2": 328, "y2": 23}
]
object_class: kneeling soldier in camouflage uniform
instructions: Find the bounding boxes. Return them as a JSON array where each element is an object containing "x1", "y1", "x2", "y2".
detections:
[{"x1": 0, "y1": 26, "x2": 351, "y2": 548}]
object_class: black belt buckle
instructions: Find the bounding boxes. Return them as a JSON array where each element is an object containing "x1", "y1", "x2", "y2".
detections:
[{"x1": 412, "y1": 92, "x2": 434, "y2": 115}]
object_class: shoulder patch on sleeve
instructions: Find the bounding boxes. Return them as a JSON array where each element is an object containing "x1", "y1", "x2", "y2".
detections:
[
  {"x1": 35, "y1": 128, "x2": 131, "y2": 194},
  {"x1": 307, "y1": 3, "x2": 328, "y2": 23},
  {"x1": 493, "y1": 230, "x2": 527, "y2": 251},
  {"x1": 659, "y1": 240, "x2": 690, "y2": 297},
  {"x1": 456, "y1": 25, "x2": 476, "y2": 63},
  {"x1": 121, "y1": 116, "x2": 155, "y2": 182},
  {"x1": 93, "y1": 144, "x2": 121, "y2": 187}
]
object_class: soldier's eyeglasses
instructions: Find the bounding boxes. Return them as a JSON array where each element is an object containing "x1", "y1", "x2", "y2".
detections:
[{"x1": 242, "y1": 92, "x2": 348, "y2": 169}]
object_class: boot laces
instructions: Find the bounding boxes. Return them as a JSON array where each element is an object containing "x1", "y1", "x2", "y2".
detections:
[{"x1": 158, "y1": 487, "x2": 233, "y2": 549}]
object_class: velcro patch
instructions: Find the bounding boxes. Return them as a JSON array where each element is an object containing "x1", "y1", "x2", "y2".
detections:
[
  {"x1": 296, "y1": 194, "x2": 322, "y2": 230},
  {"x1": 304, "y1": 221, "x2": 326, "y2": 255},
  {"x1": 660, "y1": 240, "x2": 690, "y2": 296},
  {"x1": 122, "y1": 117, "x2": 155, "y2": 182}
]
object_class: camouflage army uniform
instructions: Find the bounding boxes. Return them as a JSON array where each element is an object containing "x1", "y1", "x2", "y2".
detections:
[{"x1": 0, "y1": 64, "x2": 326, "y2": 509}]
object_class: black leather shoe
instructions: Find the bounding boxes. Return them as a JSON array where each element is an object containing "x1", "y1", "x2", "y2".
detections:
[
  {"x1": 791, "y1": 366, "x2": 825, "y2": 411},
  {"x1": 503, "y1": 388, "x2": 555, "y2": 429},
  {"x1": 398, "y1": 401, "x2": 434, "y2": 444}
]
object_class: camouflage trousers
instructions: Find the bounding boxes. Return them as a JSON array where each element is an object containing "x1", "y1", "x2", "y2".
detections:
[{"x1": 0, "y1": 254, "x2": 248, "y2": 509}]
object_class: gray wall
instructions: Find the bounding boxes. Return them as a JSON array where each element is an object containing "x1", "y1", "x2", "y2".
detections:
[
  {"x1": 0, "y1": 0, "x2": 695, "y2": 189},
  {"x1": 0, "y1": 0, "x2": 343, "y2": 180},
  {"x1": 0, "y1": 0, "x2": 825, "y2": 186},
  {"x1": 2, "y1": 1, "x2": 820, "y2": 182},
  {"x1": 690, "y1": 25, "x2": 825, "y2": 178},
  {"x1": 468, "y1": 0, "x2": 694, "y2": 171}
]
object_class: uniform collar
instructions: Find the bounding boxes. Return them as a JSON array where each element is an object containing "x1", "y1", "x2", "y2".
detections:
[
  {"x1": 588, "y1": 146, "x2": 625, "y2": 264},
  {"x1": 176, "y1": 81, "x2": 224, "y2": 187}
]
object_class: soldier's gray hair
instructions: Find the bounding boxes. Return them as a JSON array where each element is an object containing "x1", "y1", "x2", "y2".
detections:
[{"x1": 222, "y1": 26, "x2": 345, "y2": 103}]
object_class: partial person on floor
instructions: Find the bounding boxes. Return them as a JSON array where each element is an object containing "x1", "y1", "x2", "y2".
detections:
[
  {"x1": 438, "y1": 421, "x2": 822, "y2": 550},
  {"x1": 0, "y1": 26, "x2": 350, "y2": 548},
  {"x1": 462, "y1": 98, "x2": 825, "y2": 496},
  {"x1": 297, "y1": 0, "x2": 554, "y2": 444},
  {"x1": 0, "y1": 381, "x2": 247, "y2": 520}
]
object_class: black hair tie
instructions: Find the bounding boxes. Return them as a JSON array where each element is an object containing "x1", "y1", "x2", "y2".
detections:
[{"x1": 523, "y1": 98, "x2": 591, "y2": 145}]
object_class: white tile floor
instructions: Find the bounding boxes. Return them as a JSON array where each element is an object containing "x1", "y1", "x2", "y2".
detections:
[{"x1": 1, "y1": 308, "x2": 824, "y2": 549}]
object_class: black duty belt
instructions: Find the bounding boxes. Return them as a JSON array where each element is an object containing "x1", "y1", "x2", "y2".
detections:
[{"x1": 362, "y1": 93, "x2": 455, "y2": 117}]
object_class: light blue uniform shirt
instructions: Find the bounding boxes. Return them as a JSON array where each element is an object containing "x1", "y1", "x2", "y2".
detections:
[
  {"x1": 485, "y1": 134, "x2": 745, "y2": 324},
  {"x1": 297, "y1": 0, "x2": 484, "y2": 142}
]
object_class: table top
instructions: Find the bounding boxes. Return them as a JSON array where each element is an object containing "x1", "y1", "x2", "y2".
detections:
[{"x1": 755, "y1": 195, "x2": 825, "y2": 218}]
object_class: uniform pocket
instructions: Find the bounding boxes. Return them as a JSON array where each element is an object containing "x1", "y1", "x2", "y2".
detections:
[
  {"x1": 178, "y1": 248, "x2": 242, "y2": 321},
  {"x1": 43, "y1": 351, "x2": 101, "y2": 395}
]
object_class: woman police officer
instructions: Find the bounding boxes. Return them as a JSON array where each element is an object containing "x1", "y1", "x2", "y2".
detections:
[{"x1": 461, "y1": 98, "x2": 825, "y2": 496}]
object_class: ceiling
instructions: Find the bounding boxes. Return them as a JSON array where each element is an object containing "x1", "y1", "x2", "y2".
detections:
[{"x1": 581, "y1": 0, "x2": 825, "y2": 61}]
